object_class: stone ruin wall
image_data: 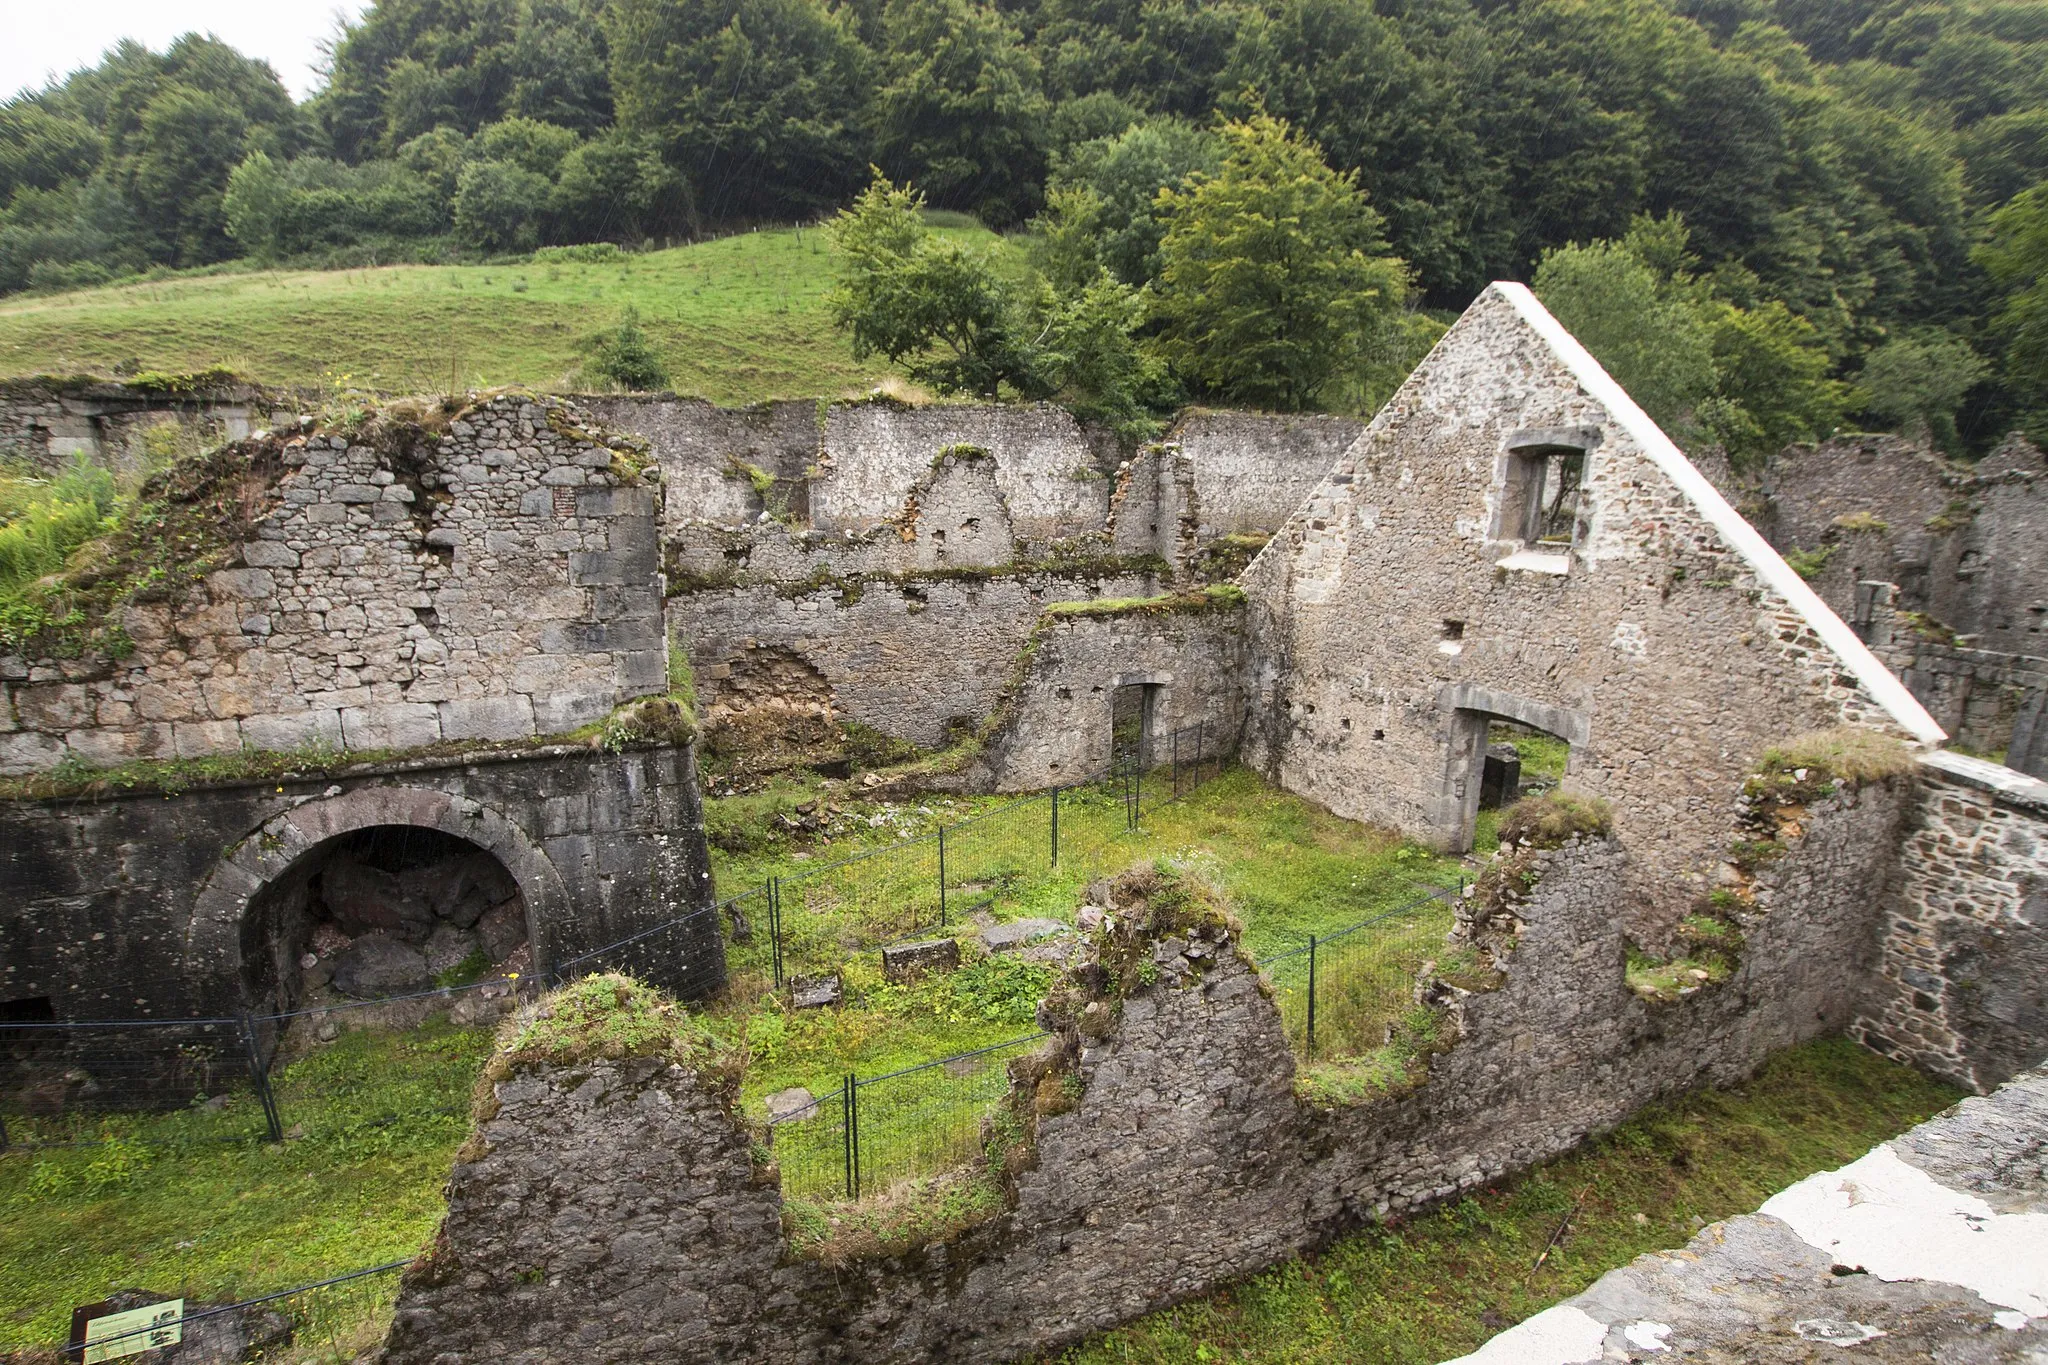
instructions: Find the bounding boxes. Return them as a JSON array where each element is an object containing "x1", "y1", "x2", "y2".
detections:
[
  {"x1": 1719, "y1": 430, "x2": 2048, "y2": 771},
  {"x1": 1858, "y1": 752, "x2": 2048, "y2": 1093},
  {"x1": 0, "y1": 395, "x2": 666, "y2": 777},
  {"x1": 1857, "y1": 582, "x2": 2048, "y2": 777},
  {"x1": 0, "y1": 745, "x2": 717, "y2": 1024},
  {"x1": 970, "y1": 602, "x2": 1250, "y2": 790},
  {"x1": 629, "y1": 398, "x2": 1344, "y2": 759},
  {"x1": 0, "y1": 376, "x2": 306, "y2": 479},
  {"x1": 381, "y1": 770, "x2": 1920, "y2": 1365},
  {"x1": 1240, "y1": 286, "x2": 1903, "y2": 942}
]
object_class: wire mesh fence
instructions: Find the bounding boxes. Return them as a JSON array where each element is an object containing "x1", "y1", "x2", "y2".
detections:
[
  {"x1": 764, "y1": 734, "x2": 1233, "y2": 990},
  {"x1": 0, "y1": 897, "x2": 741, "y2": 1150},
  {"x1": 769, "y1": 1032, "x2": 1045, "y2": 1202},
  {"x1": 1261, "y1": 887, "x2": 1463, "y2": 1060}
]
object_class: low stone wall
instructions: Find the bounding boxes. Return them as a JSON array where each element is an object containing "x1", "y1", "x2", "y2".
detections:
[
  {"x1": 382, "y1": 772, "x2": 1906, "y2": 1364},
  {"x1": 1858, "y1": 751, "x2": 2048, "y2": 1092},
  {"x1": 0, "y1": 744, "x2": 716, "y2": 1023}
]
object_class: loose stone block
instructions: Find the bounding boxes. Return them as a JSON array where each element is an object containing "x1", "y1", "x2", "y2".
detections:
[{"x1": 881, "y1": 937, "x2": 961, "y2": 982}]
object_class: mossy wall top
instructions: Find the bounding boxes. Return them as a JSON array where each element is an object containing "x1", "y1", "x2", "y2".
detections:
[{"x1": 0, "y1": 394, "x2": 666, "y2": 777}]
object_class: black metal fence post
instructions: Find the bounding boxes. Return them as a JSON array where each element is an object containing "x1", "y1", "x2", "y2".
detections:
[
  {"x1": 844, "y1": 1072, "x2": 861, "y2": 1199},
  {"x1": 937, "y1": 826, "x2": 948, "y2": 927},
  {"x1": 1173, "y1": 729, "x2": 1181, "y2": 799},
  {"x1": 239, "y1": 1013, "x2": 284, "y2": 1144},
  {"x1": 1306, "y1": 935, "x2": 1318, "y2": 1059},
  {"x1": 1050, "y1": 786, "x2": 1061, "y2": 867},
  {"x1": 769, "y1": 878, "x2": 784, "y2": 989},
  {"x1": 1196, "y1": 719, "x2": 1206, "y2": 782}
]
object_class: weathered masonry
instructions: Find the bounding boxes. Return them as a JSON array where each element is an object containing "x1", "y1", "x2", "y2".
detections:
[
  {"x1": 1240, "y1": 283, "x2": 1944, "y2": 938},
  {"x1": 0, "y1": 746, "x2": 716, "y2": 1023},
  {"x1": 0, "y1": 394, "x2": 717, "y2": 1027}
]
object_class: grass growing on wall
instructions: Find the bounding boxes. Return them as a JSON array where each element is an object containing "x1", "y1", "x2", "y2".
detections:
[
  {"x1": 1051, "y1": 1037, "x2": 1962, "y2": 1365},
  {"x1": 0, "y1": 226, "x2": 1023, "y2": 406},
  {"x1": 0, "y1": 1021, "x2": 496, "y2": 1358}
]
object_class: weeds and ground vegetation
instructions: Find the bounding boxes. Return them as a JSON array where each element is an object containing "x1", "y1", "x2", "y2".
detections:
[
  {"x1": 1053, "y1": 1037, "x2": 1962, "y2": 1364},
  {"x1": 0, "y1": 1022, "x2": 495, "y2": 1357}
]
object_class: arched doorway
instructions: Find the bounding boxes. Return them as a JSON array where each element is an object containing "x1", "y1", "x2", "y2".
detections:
[{"x1": 1436, "y1": 684, "x2": 1592, "y2": 853}]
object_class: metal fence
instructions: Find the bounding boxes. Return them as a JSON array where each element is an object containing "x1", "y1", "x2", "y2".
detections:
[
  {"x1": 769, "y1": 1032, "x2": 1046, "y2": 1202},
  {"x1": 1260, "y1": 887, "x2": 1463, "y2": 1060},
  {"x1": 0, "y1": 895, "x2": 743, "y2": 1150},
  {"x1": 765, "y1": 724, "x2": 1231, "y2": 988}
]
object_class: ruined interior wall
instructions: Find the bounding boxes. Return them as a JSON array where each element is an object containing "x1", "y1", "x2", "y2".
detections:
[
  {"x1": 1858, "y1": 752, "x2": 2048, "y2": 1093},
  {"x1": 0, "y1": 378, "x2": 302, "y2": 476},
  {"x1": 971, "y1": 604, "x2": 1248, "y2": 790},
  {"x1": 1240, "y1": 286, "x2": 1895, "y2": 937},
  {"x1": 577, "y1": 395, "x2": 821, "y2": 533},
  {"x1": 816, "y1": 403, "x2": 1117, "y2": 543},
  {"x1": 1858, "y1": 583, "x2": 2048, "y2": 777},
  {"x1": 382, "y1": 779, "x2": 1904, "y2": 1365},
  {"x1": 671, "y1": 571, "x2": 1161, "y2": 751},
  {"x1": 1167, "y1": 409, "x2": 1364, "y2": 539},
  {"x1": 0, "y1": 395, "x2": 664, "y2": 776}
]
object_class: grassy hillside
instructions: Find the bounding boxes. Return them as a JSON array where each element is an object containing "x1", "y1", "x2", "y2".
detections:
[{"x1": 0, "y1": 224, "x2": 1021, "y2": 405}]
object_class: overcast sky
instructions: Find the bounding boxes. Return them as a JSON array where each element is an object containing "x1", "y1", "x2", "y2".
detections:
[{"x1": 5, "y1": 0, "x2": 374, "y2": 103}]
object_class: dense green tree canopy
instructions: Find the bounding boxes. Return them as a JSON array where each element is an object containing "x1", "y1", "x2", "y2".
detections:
[
  {"x1": 1150, "y1": 113, "x2": 1409, "y2": 410},
  {"x1": 1, "y1": 0, "x2": 2044, "y2": 452}
]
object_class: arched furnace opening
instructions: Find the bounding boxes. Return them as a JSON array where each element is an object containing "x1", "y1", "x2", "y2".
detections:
[{"x1": 240, "y1": 825, "x2": 531, "y2": 1017}]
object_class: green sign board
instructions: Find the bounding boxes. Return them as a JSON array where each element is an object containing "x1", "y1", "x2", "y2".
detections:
[{"x1": 68, "y1": 1298, "x2": 183, "y2": 1363}]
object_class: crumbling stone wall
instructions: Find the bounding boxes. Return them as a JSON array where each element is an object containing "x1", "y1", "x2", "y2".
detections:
[
  {"x1": 1858, "y1": 751, "x2": 2048, "y2": 1092},
  {"x1": 1857, "y1": 583, "x2": 2048, "y2": 776},
  {"x1": 0, "y1": 394, "x2": 665, "y2": 776},
  {"x1": 578, "y1": 395, "x2": 821, "y2": 534},
  {"x1": 971, "y1": 600, "x2": 1249, "y2": 789},
  {"x1": 1107, "y1": 443, "x2": 1201, "y2": 580},
  {"x1": 0, "y1": 376, "x2": 302, "y2": 476},
  {"x1": 673, "y1": 571, "x2": 1160, "y2": 751},
  {"x1": 1166, "y1": 408, "x2": 1364, "y2": 540},
  {"x1": 815, "y1": 402, "x2": 1118, "y2": 543},
  {"x1": 382, "y1": 773, "x2": 1905, "y2": 1365},
  {"x1": 1240, "y1": 284, "x2": 1925, "y2": 938}
]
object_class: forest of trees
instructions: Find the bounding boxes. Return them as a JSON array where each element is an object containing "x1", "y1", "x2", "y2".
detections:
[{"x1": 1, "y1": 0, "x2": 2045, "y2": 445}]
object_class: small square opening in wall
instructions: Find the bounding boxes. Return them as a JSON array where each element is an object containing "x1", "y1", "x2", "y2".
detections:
[
  {"x1": 1495, "y1": 435, "x2": 1593, "y2": 554},
  {"x1": 1442, "y1": 620, "x2": 1465, "y2": 641},
  {"x1": 1371, "y1": 729, "x2": 1386, "y2": 741}
]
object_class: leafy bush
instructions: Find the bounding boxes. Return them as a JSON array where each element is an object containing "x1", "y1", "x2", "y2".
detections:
[
  {"x1": 582, "y1": 306, "x2": 669, "y2": 391},
  {"x1": 0, "y1": 456, "x2": 120, "y2": 638}
]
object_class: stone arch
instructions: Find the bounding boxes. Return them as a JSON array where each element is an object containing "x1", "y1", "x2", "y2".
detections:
[{"x1": 187, "y1": 786, "x2": 570, "y2": 1012}]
